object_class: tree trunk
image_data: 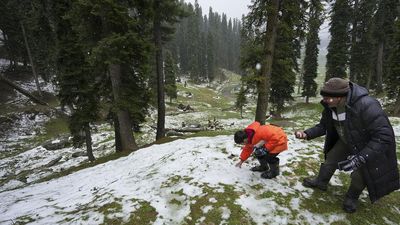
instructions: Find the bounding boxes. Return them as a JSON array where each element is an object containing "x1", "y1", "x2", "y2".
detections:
[
  {"x1": 394, "y1": 91, "x2": 400, "y2": 116},
  {"x1": 109, "y1": 64, "x2": 138, "y2": 151},
  {"x1": 375, "y1": 41, "x2": 384, "y2": 92},
  {"x1": 21, "y1": 21, "x2": 42, "y2": 96},
  {"x1": 113, "y1": 114, "x2": 122, "y2": 152},
  {"x1": 84, "y1": 123, "x2": 95, "y2": 161},
  {"x1": 255, "y1": 0, "x2": 280, "y2": 125},
  {"x1": 349, "y1": 0, "x2": 358, "y2": 82},
  {"x1": 297, "y1": 72, "x2": 303, "y2": 94},
  {"x1": 154, "y1": 4, "x2": 166, "y2": 140},
  {"x1": 0, "y1": 74, "x2": 48, "y2": 105}
]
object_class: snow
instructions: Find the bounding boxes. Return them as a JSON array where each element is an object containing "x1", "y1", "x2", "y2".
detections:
[
  {"x1": 1, "y1": 74, "x2": 399, "y2": 224},
  {"x1": 0, "y1": 134, "x2": 307, "y2": 224},
  {"x1": 0, "y1": 117, "x2": 399, "y2": 225}
]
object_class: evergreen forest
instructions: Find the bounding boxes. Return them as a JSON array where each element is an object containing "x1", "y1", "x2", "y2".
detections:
[{"x1": 0, "y1": 0, "x2": 399, "y2": 153}]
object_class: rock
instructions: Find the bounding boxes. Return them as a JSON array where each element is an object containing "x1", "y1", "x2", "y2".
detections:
[
  {"x1": 72, "y1": 151, "x2": 87, "y2": 158},
  {"x1": 187, "y1": 123, "x2": 201, "y2": 128},
  {"x1": 46, "y1": 156, "x2": 63, "y2": 167},
  {"x1": 177, "y1": 103, "x2": 194, "y2": 112},
  {"x1": 0, "y1": 115, "x2": 14, "y2": 124},
  {"x1": 166, "y1": 131, "x2": 184, "y2": 136},
  {"x1": 42, "y1": 136, "x2": 71, "y2": 150},
  {"x1": 94, "y1": 145, "x2": 106, "y2": 152}
]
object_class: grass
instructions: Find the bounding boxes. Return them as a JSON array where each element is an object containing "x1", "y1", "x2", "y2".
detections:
[
  {"x1": 127, "y1": 201, "x2": 158, "y2": 224},
  {"x1": 0, "y1": 116, "x2": 69, "y2": 160},
  {"x1": 183, "y1": 184, "x2": 255, "y2": 225},
  {"x1": 3, "y1": 70, "x2": 400, "y2": 225}
]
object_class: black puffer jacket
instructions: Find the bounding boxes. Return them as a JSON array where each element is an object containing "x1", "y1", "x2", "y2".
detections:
[{"x1": 305, "y1": 82, "x2": 399, "y2": 202}]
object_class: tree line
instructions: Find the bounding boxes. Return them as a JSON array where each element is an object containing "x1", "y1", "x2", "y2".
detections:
[
  {"x1": 166, "y1": 0, "x2": 242, "y2": 82},
  {"x1": 237, "y1": 0, "x2": 399, "y2": 120},
  {"x1": 0, "y1": 0, "x2": 243, "y2": 160},
  {"x1": 0, "y1": 0, "x2": 399, "y2": 161}
]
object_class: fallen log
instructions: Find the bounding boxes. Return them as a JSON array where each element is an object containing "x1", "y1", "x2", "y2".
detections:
[
  {"x1": 0, "y1": 74, "x2": 48, "y2": 106},
  {"x1": 165, "y1": 127, "x2": 205, "y2": 133}
]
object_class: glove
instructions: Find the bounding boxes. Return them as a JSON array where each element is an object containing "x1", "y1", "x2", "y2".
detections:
[
  {"x1": 338, "y1": 155, "x2": 366, "y2": 171},
  {"x1": 253, "y1": 146, "x2": 268, "y2": 158}
]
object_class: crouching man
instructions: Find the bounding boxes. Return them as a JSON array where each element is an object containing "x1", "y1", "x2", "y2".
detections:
[
  {"x1": 234, "y1": 121, "x2": 288, "y2": 179},
  {"x1": 295, "y1": 77, "x2": 399, "y2": 213}
]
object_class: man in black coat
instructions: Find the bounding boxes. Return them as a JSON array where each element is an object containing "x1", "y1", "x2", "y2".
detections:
[{"x1": 295, "y1": 77, "x2": 399, "y2": 213}]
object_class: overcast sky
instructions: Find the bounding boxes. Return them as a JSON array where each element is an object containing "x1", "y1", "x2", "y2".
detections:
[{"x1": 185, "y1": 0, "x2": 251, "y2": 20}]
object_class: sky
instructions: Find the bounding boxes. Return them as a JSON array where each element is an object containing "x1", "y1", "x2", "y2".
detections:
[{"x1": 185, "y1": 0, "x2": 251, "y2": 20}]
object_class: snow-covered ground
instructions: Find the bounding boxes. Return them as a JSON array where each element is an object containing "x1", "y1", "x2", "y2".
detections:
[
  {"x1": 0, "y1": 115, "x2": 399, "y2": 224},
  {"x1": 1, "y1": 73, "x2": 399, "y2": 224},
  {"x1": 0, "y1": 134, "x2": 339, "y2": 225}
]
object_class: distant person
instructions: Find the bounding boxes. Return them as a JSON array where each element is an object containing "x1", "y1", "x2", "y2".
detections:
[
  {"x1": 234, "y1": 121, "x2": 288, "y2": 179},
  {"x1": 295, "y1": 77, "x2": 399, "y2": 213}
]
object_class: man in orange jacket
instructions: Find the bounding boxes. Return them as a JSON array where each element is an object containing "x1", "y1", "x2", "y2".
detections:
[{"x1": 234, "y1": 121, "x2": 288, "y2": 179}]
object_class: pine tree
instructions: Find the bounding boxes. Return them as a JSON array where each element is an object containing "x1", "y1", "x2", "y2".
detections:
[
  {"x1": 235, "y1": 85, "x2": 247, "y2": 118},
  {"x1": 0, "y1": 0, "x2": 27, "y2": 68},
  {"x1": 241, "y1": 0, "x2": 279, "y2": 123},
  {"x1": 326, "y1": 0, "x2": 351, "y2": 80},
  {"x1": 270, "y1": 0, "x2": 306, "y2": 115},
  {"x1": 206, "y1": 31, "x2": 216, "y2": 81},
  {"x1": 53, "y1": 1, "x2": 97, "y2": 161},
  {"x1": 349, "y1": 0, "x2": 376, "y2": 87},
  {"x1": 152, "y1": 0, "x2": 185, "y2": 140},
  {"x1": 372, "y1": 0, "x2": 398, "y2": 92},
  {"x1": 302, "y1": 0, "x2": 324, "y2": 103},
  {"x1": 164, "y1": 51, "x2": 178, "y2": 103},
  {"x1": 256, "y1": 0, "x2": 280, "y2": 124},
  {"x1": 64, "y1": 0, "x2": 154, "y2": 151},
  {"x1": 387, "y1": 19, "x2": 400, "y2": 115},
  {"x1": 241, "y1": 0, "x2": 306, "y2": 119},
  {"x1": 165, "y1": 3, "x2": 242, "y2": 83},
  {"x1": 0, "y1": 0, "x2": 56, "y2": 91},
  {"x1": 25, "y1": 0, "x2": 56, "y2": 82}
]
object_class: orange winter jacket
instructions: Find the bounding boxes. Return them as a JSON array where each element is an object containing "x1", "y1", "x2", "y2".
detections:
[{"x1": 240, "y1": 121, "x2": 288, "y2": 161}]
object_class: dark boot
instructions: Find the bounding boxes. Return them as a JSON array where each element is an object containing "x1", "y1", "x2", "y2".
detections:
[
  {"x1": 342, "y1": 174, "x2": 364, "y2": 213},
  {"x1": 342, "y1": 196, "x2": 358, "y2": 213},
  {"x1": 302, "y1": 164, "x2": 335, "y2": 191},
  {"x1": 251, "y1": 157, "x2": 269, "y2": 172},
  {"x1": 261, "y1": 160, "x2": 279, "y2": 179}
]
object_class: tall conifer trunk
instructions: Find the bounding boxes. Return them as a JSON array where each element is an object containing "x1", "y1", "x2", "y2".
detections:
[
  {"x1": 109, "y1": 64, "x2": 137, "y2": 151},
  {"x1": 375, "y1": 42, "x2": 384, "y2": 92},
  {"x1": 255, "y1": 0, "x2": 280, "y2": 125},
  {"x1": 84, "y1": 123, "x2": 95, "y2": 161},
  {"x1": 21, "y1": 22, "x2": 42, "y2": 96},
  {"x1": 394, "y1": 92, "x2": 400, "y2": 116},
  {"x1": 154, "y1": 0, "x2": 166, "y2": 140},
  {"x1": 349, "y1": 0, "x2": 359, "y2": 82}
]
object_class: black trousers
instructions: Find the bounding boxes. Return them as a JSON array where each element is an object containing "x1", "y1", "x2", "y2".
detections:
[
  {"x1": 323, "y1": 140, "x2": 366, "y2": 199},
  {"x1": 256, "y1": 151, "x2": 279, "y2": 164}
]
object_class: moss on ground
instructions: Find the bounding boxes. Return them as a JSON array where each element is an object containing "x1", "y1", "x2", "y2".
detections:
[{"x1": 183, "y1": 184, "x2": 255, "y2": 225}]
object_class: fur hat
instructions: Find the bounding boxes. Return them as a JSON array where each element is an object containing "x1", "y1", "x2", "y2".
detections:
[{"x1": 320, "y1": 77, "x2": 350, "y2": 97}]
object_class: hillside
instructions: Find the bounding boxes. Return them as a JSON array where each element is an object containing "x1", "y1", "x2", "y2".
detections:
[{"x1": 0, "y1": 71, "x2": 399, "y2": 225}]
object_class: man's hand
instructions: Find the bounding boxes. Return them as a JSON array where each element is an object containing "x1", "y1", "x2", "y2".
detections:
[
  {"x1": 338, "y1": 155, "x2": 366, "y2": 171},
  {"x1": 236, "y1": 160, "x2": 244, "y2": 168},
  {"x1": 295, "y1": 131, "x2": 307, "y2": 139}
]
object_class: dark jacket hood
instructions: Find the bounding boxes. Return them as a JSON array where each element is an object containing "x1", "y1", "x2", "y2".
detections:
[{"x1": 347, "y1": 82, "x2": 369, "y2": 105}]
